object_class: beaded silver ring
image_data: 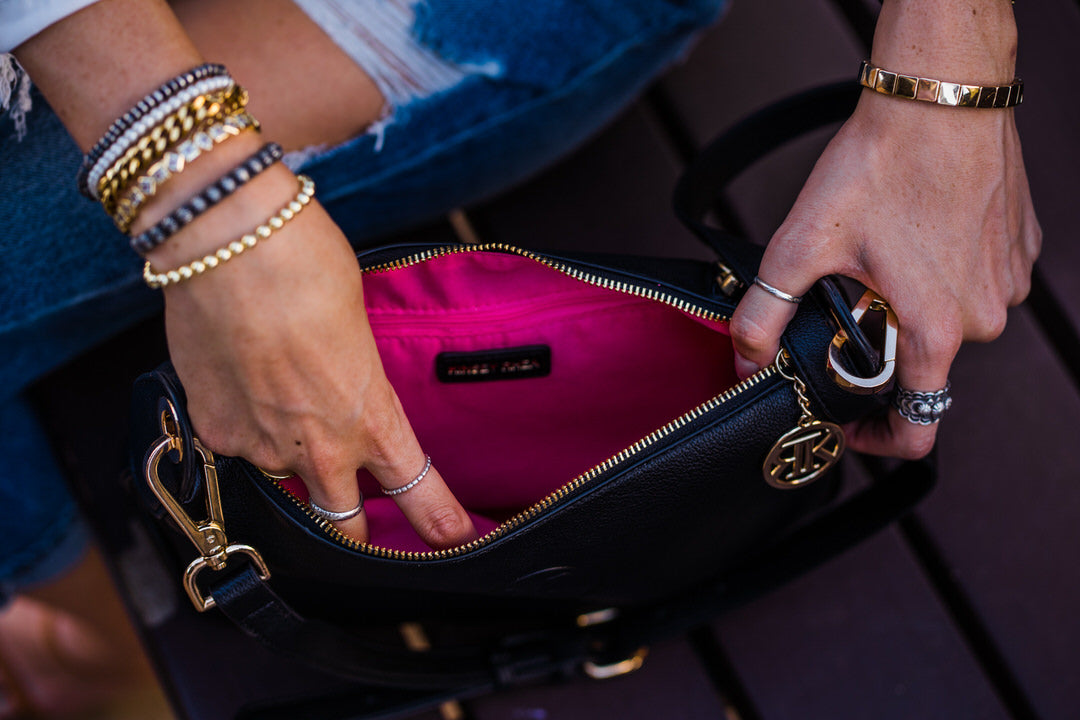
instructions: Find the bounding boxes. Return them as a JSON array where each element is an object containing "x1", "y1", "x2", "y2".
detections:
[
  {"x1": 893, "y1": 382, "x2": 953, "y2": 425},
  {"x1": 382, "y1": 455, "x2": 433, "y2": 497}
]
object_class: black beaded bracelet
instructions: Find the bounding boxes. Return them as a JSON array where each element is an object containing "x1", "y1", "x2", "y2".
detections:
[
  {"x1": 76, "y1": 63, "x2": 230, "y2": 197},
  {"x1": 129, "y1": 142, "x2": 284, "y2": 255}
]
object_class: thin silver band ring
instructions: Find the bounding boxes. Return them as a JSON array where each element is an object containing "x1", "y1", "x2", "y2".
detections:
[
  {"x1": 309, "y1": 493, "x2": 364, "y2": 522},
  {"x1": 753, "y1": 276, "x2": 802, "y2": 304},
  {"x1": 382, "y1": 454, "x2": 432, "y2": 497}
]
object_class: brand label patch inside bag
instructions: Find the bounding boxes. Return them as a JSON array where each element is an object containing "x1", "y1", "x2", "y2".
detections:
[{"x1": 436, "y1": 345, "x2": 551, "y2": 383}]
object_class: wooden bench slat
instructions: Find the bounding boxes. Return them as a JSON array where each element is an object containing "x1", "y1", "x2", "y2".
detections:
[
  {"x1": 713, "y1": 522, "x2": 1012, "y2": 720},
  {"x1": 918, "y1": 306, "x2": 1080, "y2": 719},
  {"x1": 467, "y1": 106, "x2": 710, "y2": 260},
  {"x1": 1012, "y1": 0, "x2": 1080, "y2": 332},
  {"x1": 657, "y1": 0, "x2": 862, "y2": 148},
  {"x1": 469, "y1": 640, "x2": 731, "y2": 720}
]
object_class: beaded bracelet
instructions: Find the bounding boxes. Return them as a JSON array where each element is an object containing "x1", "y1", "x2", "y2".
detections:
[
  {"x1": 85, "y1": 78, "x2": 237, "y2": 199},
  {"x1": 111, "y1": 111, "x2": 260, "y2": 233},
  {"x1": 77, "y1": 64, "x2": 230, "y2": 196},
  {"x1": 97, "y1": 86, "x2": 248, "y2": 214},
  {"x1": 143, "y1": 174, "x2": 314, "y2": 289},
  {"x1": 130, "y1": 142, "x2": 284, "y2": 255},
  {"x1": 85, "y1": 77, "x2": 234, "y2": 199}
]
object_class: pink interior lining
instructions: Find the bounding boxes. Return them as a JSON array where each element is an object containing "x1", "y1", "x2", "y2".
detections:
[{"x1": 280, "y1": 252, "x2": 738, "y2": 552}]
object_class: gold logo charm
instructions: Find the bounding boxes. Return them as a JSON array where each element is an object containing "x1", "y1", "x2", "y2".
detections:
[
  {"x1": 763, "y1": 420, "x2": 845, "y2": 489},
  {"x1": 763, "y1": 350, "x2": 847, "y2": 489}
]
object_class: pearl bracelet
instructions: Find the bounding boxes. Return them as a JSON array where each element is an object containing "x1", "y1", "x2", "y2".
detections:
[
  {"x1": 80, "y1": 74, "x2": 234, "y2": 198},
  {"x1": 143, "y1": 174, "x2": 314, "y2": 289},
  {"x1": 98, "y1": 85, "x2": 248, "y2": 214},
  {"x1": 77, "y1": 64, "x2": 230, "y2": 196}
]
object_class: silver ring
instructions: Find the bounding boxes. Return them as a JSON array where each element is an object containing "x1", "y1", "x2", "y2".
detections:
[
  {"x1": 309, "y1": 493, "x2": 364, "y2": 521},
  {"x1": 753, "y1": 276, "x2": 802, "y2": 304},
  {"x1": 893, "y1": 382, "x2": 953, "y2": 425},
  {"x1": 382, "y1": 454, "x2": 432, "y2": 496}
]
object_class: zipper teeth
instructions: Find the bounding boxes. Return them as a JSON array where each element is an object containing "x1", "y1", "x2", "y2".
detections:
[
  {"x1": 363, "y1": 243, "x2": 727, "y2": 324},
  {"x1": 266, "y1": 243, "x2": 777, "y2": 560}
]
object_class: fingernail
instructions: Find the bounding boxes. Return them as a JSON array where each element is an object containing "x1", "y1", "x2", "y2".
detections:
[{"x1": 734, "y1": 351, "x2": 761, "y2": 380}]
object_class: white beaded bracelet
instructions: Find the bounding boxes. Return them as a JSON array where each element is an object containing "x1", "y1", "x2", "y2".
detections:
[
  {"x1": 77, "y1": 63, "x2": 230, "y2": 196},
  {"x1": 85, "y1": 75, "x2": 235, "y2": 200},
  {"x1": 143, "y1": 175, "x2": 315, "y2": 289}
]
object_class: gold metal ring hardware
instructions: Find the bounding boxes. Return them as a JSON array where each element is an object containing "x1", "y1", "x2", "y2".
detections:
[
  {"x1": 715, "y1": 261, "x2": 744, "y2": 297},
  {"x1": 826, "y1": 290, "x2": 898, "y2": 393},
  {"x1": 144, "y1": 401, "x2": 270, "y2": 612},
  {"x1": 183, "y1": 544, "x2": 271, "y2": 611},
  {"x1": 258, "y1": 468, "x2": 294, "y2": 481},
  {"x1": 576, "y1": 608, "x2": 620, "y2": 627},
  {"x1": 583, "y1": 648, "x2": 649, "y2": 680}
]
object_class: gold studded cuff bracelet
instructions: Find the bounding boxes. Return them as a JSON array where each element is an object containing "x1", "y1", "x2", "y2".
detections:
[{"x1": 859, "y1": 60, "x2": 1023, "y2": 108}]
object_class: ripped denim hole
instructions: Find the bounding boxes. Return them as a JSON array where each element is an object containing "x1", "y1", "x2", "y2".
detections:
[
  {"x1": 1, "y1": 53, "x2": 33, "y2": 141},
  {"x1": 291, "y1": 0, "x2": 499, "y2": 155}
]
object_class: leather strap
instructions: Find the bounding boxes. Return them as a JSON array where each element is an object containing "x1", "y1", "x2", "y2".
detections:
[{"x1": 673, "y1": 81, "x2": 881, "y2": 377}]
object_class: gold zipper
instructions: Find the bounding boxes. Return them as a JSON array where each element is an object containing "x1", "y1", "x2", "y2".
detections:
[
  {"x1": 362, "y1": 243, "x2": 728, "y2": 323},
  {"x1": 261, "y1": 243, "x2": 780, "y2": 560}
]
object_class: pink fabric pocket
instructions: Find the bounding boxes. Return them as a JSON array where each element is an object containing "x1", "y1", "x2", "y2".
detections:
[{"x1": 280, "y1": 251, "x2": 738, "y2": 551}]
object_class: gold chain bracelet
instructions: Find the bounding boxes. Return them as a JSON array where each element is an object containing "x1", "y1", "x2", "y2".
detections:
[
  {"x1": 111, "y1": 111, "x2": 260, "y2": 233},
  {"x1": 143, "y1": 174, "x2": 314, "y2": 289},
  {"x1": 98, "y1": 85, "x2": 248, "y2": 214}
]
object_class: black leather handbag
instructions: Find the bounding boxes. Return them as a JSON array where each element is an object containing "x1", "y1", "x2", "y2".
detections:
[{"x1": 128, "y1": 84, "x2": 933, "y2": 703}]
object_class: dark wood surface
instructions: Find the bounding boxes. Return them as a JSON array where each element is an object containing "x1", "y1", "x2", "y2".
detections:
[{"x1": 30, "y1": 0, "x2": 1080, "y2": 718}]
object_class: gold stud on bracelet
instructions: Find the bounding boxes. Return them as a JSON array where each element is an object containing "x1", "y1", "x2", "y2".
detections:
[{"x1": 858, "y1": 60, "x2": 1023, "y2": 108}]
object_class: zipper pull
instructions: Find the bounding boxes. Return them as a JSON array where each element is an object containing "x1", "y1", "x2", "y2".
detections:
[{"x1": 762, "y1": 350, "x2": 846, "y2": 489}]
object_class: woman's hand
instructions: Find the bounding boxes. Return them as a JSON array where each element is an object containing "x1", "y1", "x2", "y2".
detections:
[
  {"x1": 149, "y1": 164, "x2": 478, "y2": 547},
  {"x1": 730, "y1": 0, "x2": 1039, "y2": 459},
  {"x1": 730, "y1": 88, "x2": 1040, "y2": 458},
  {"x1": 15, "y1": 0, "x2": 475, "y2": 549}
]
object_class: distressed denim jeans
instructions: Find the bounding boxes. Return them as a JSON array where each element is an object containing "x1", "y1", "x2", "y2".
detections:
[{"x1": 0, "y1": 0, "x2": 725, "y2": 600}]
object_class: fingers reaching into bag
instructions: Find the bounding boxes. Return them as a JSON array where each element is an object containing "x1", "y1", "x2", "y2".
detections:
[
  {"x1": 258, "y1": 380, "x2": 477, "y2": 549},
  {"x1": 160, "y1": 174, "x2": 477, "y2": 550},
  {"x1": 356, "y1": 386, "x2": 479, "y2": 550}
]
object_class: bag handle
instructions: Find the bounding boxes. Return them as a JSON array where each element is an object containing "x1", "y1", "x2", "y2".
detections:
[
  {"x1": 673, "y1": 81, "x2": 857, "y2": 277},
  {"x1": 674, "y1": 82, "x2": 881, "y2": 378}
]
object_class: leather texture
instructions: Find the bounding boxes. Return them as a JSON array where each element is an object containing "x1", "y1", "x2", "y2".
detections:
[{"x1": 131, "y1": 244, "x2": 875, "y2": 623}]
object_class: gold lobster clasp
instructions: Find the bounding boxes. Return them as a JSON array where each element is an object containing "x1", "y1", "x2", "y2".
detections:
[
  {"x1": 583, "y1": 648, "x2": 649, "y2": 680},
  {"x1": 825, "y1": 290, "x2": 898, "y2": 394},
  {"x1": 143, "y1": 401, "x2": 270, "y2": 612}
]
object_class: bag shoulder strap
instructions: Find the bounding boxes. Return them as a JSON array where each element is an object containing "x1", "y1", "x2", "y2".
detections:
[{"x1": 673, "y1": 82, "x2": 880, "y2": 377}]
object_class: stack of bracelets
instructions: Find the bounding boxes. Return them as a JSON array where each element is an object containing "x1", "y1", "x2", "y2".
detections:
[{"x1": 79, "y1": 63, "x2": 315, "y2": 287}]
